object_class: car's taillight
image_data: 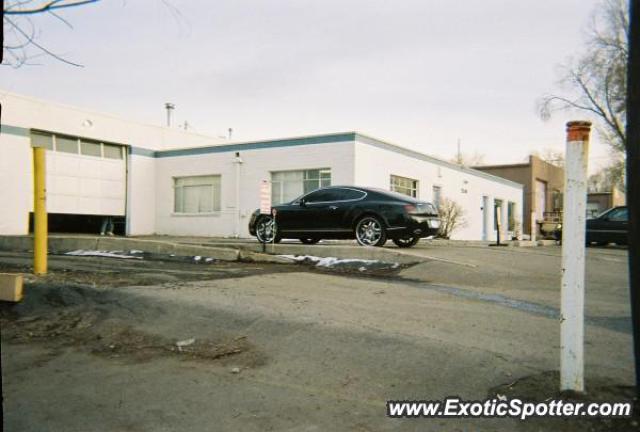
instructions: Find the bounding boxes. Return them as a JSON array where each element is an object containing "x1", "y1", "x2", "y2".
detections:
[{"x1": 404, "y1": 204, "x2": 417, "y2": 213}]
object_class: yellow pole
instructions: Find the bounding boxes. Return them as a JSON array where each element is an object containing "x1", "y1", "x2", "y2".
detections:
[{"x1": 33, "y1": 146, "x2": 47, "y2": 275}]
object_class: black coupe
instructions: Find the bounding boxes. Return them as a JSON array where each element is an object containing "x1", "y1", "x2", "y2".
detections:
[
  {"x1": 586, "y1": 206, "x2": 628, "y2": 246},
  {"x1": 248, "y1": 186, "x2": 441, "y2": 248}
]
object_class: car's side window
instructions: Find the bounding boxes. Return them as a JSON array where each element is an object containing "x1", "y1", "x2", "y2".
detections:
[
  {"x1": 608, "y1": 208, "x2": 628, "y2": 222},
  {"x1": 339, "y1": 189, "x2": 366, "y2": 201},
  {"x1": 304, "y1": 188, "x2": 364, "y2": 203},
  {"x1": 305, "y1": 190, "x2": 335, "y2": 203},
  {"x1": 303, "y1": 190, "x2": 324, "y2": 203}
]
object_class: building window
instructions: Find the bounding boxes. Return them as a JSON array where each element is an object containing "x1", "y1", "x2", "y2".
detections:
[
  {"x1": 80, "y1": 139, "x2": 102, "y2": 157},
  {"x1": 30, "y1": 130, "x2": 126, "y2": 159},
  {"x1": 30, "y1": 131, "x2": 53, "y2": 150},
  {"x1": 56, "y1": 135, "x2": 79, "y2": 154},
  {"x1": 432, "y1": 185, "x2": 442, "y2": 208},
  {"x1": 174, "y1": 175, "x2": 221, "y2": 213},
  {"x1": 103, "y1": 143, "x2": 124, "y2": 159},
  {"x1": 390, "y1": 175, "x2": 418, "y2": 198},
  {"x1": 271, "y1": 168, "x2": 331, "y2": 205},
  {"x1": 507, "y1": 201, "x2": 516, "y2": 231}
]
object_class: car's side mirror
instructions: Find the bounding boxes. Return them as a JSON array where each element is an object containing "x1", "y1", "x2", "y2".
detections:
[{"x1": 299, "y1": 198, "x2": 306, "y2": 207}]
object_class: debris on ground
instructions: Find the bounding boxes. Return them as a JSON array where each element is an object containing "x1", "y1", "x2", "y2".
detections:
[
  {"x1": 0, "y1": 282, "x2": 265, "y2": 367},
  {"x1": 66, "y1": 250, "x2": 142, "y2": 259},
  {"x1": 176, "y1": 338, "x2": 196, "y2": 351},
  {"x1": 278, "y1": 254, "x2": 407, "y2": 274},
  {"x1": 488, "y1": 371, "x2": 639, "y2": 432}
]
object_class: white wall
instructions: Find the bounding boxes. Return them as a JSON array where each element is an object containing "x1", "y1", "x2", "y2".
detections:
[
  {"x1": 127, "y1": 154, "x2": 157, "y2": 235},
  {"x1": 354, "y1": 140, "x2": 523, "y2": 241},
  {"x1": 0, "y1": 131, "x2": 31, "y2": 235},
  {"x1": 154, "y1": 141, "x2": 356, "y2": 237}
]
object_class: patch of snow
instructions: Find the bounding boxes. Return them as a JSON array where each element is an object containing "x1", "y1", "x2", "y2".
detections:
[
  {"x1": 176, "y1": 338, "x2": 196, "y2": 352},
  {"x1": 205, "y1": 257, "x2": 214, "y2": 263},
  {"x1": 193, "y1": 256, "x2": 202, "y2": 261},
  {"x1": 279, "y1": 254, "x2": 398, "y2": 269},
  {"x1": 65, "y1": 250, "x2": 142, "y2": 259},
  {"x1": 129, "y1": 249, "x2": 144, "y2": 254}
]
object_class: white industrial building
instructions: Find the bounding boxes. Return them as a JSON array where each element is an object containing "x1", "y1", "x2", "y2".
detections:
[{"x1": 0, "y1": 90, "x2": 523, "y2": 241}]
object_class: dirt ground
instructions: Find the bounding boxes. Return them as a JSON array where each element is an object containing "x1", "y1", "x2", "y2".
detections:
[{"x1": 0, "y1": 246, "x2": 636, "y2": 431}]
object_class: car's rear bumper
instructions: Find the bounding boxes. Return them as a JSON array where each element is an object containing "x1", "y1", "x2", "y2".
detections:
[{"x1": 389, "y1": 215, "x2": 441, "y2": 238}]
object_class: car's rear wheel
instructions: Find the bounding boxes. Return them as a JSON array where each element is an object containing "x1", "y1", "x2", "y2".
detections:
[
  {"x1": 300, "y1": 238, "x2": 320, "y2": 244},
  {"x1": 255, "y1": 216, "x2": 281, "y2": 243},
  {"x1": 392, "y1": 236, "x2": 420, "y2": 248},
  {"x1": 355, "y1": 216, "x2": 387, "y2": 247}
]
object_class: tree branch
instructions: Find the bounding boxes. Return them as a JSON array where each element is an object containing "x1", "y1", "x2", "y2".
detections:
[{"x1": 4, "y1": 0, "x2": 100, "y2": 15}]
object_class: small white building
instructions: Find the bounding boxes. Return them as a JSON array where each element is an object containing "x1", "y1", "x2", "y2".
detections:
[{"x1": 0, "y1": 90, "x2": 523, "y2": 240}]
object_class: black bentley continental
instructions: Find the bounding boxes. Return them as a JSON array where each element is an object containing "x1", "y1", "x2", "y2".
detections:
[{"x1": 248, "y1": 186, "x2": 441, "y2": 248}]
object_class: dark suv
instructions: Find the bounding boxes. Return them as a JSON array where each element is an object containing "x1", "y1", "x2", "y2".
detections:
[
  {"x1": 249, "y1": 186, "x2": 441, "y2": 248},
  {"x1": 586, "y1": 206, "x2": 628, "y2": 246}
]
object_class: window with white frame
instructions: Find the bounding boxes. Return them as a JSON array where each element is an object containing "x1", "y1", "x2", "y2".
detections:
[
  {"x1": 390, "y1": 175, "x2": 419, "y2": 198},
  {"x1": 271, "y1": 168, "x2": 331, "y2": 205},
  {"x1": 174, "y1": 175, "x2": 221, "y2": 213},
  {"x1": 29, "y1": 130, "x2": 126, "y2": 159},
  {"x1": 432, "y1": 185, "x2": 442, "y2": 208}
]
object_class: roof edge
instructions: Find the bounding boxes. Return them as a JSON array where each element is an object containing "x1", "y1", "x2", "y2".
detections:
[{"x1": 353, "y1": 133, "x2": 524, "y2": 189}]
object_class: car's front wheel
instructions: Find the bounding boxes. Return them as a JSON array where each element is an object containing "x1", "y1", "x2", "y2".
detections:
[
  {"x1": 355, "y1": 216, "x2": 387, "y2": 247},
  {"x1": 300, "y1": 238, "x2": 320, "y2": 244},
  {"x1": 255, "y1": 216, "x2": 281, "y2": 243},
  {"x1": 392, "y1": 236, "x2": 420, "y2": 248}
]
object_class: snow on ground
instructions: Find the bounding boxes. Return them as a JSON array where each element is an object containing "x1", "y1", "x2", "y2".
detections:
[
  {"x1": 279, "y1": 255, "x2": 399, "y2": 271},
  {"x1": 65, "y1": 250, "x2": 142, "y2": 259}
]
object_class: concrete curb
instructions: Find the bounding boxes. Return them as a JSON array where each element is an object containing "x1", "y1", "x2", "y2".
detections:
[
  {"x1": 423, "y1": 239, "x2": 559, "y2": 248},
  {"x1": 217, "y1": 243, "x2": 423, "y2": 265},
  {"x1": 0, "y1": 236, "x2": 240, "y2": 262}
]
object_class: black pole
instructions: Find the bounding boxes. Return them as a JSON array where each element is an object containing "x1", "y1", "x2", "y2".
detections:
[
  {"x1": 625, "y1": 0, "x2": 640, "y2": 396},
  {"x1": 495, "y1": 205, "x2": 501, "y2": 246}
]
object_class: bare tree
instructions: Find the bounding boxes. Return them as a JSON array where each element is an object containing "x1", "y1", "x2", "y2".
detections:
[
  {"x1": 530, "y1": 148, "x2": 565, "y2": 167},
  {"x1": 2, "y1": 0, "x2": 102, "y2": 67},
  {"x1": 436, "y1": 198, "x2": 467, "y2": 239},
  {"x1": 588, "y1": 157, "x2": 626, "y2": 192},
  {"x1": 450, "y1": 151, "x2": 485, "y2": 167},
  {"x1": 3, "y1": 0, "x2": 182, "y2": 67},
  {"x1": 539, "y1": 0, "x2": 628, "y2": 154}
]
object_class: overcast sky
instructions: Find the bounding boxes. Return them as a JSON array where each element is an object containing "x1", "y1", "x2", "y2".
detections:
[{"x1": 2, "y1": 0, "x2": 611, "y2": 169}]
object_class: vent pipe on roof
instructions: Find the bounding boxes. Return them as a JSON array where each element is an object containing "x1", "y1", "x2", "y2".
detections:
[{"x1": 165, "y1": 102, "x2": 175, "y2": 127}]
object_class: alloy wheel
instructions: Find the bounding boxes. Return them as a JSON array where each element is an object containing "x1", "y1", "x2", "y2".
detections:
[
  {"x1": 256, "y1": 217, "x2": 276, "y2": 243},
  {"x1": 356, "y1": 217, "x2": 386, "y2": 246}
]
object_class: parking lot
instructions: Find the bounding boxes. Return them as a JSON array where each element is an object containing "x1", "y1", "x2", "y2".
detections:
[{"x1": 0, "y1": 240, "x2": 635, "y2": 431}]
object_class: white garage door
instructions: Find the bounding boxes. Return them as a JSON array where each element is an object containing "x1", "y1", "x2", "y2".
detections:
[{"x1": 33, "y1": 132, "x2": 127, "y2": 216}]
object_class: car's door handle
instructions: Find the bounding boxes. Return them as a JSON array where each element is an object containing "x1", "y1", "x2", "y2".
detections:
[{"x1": 329, "y1": 206, "x2": 338, "y2": 210}]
